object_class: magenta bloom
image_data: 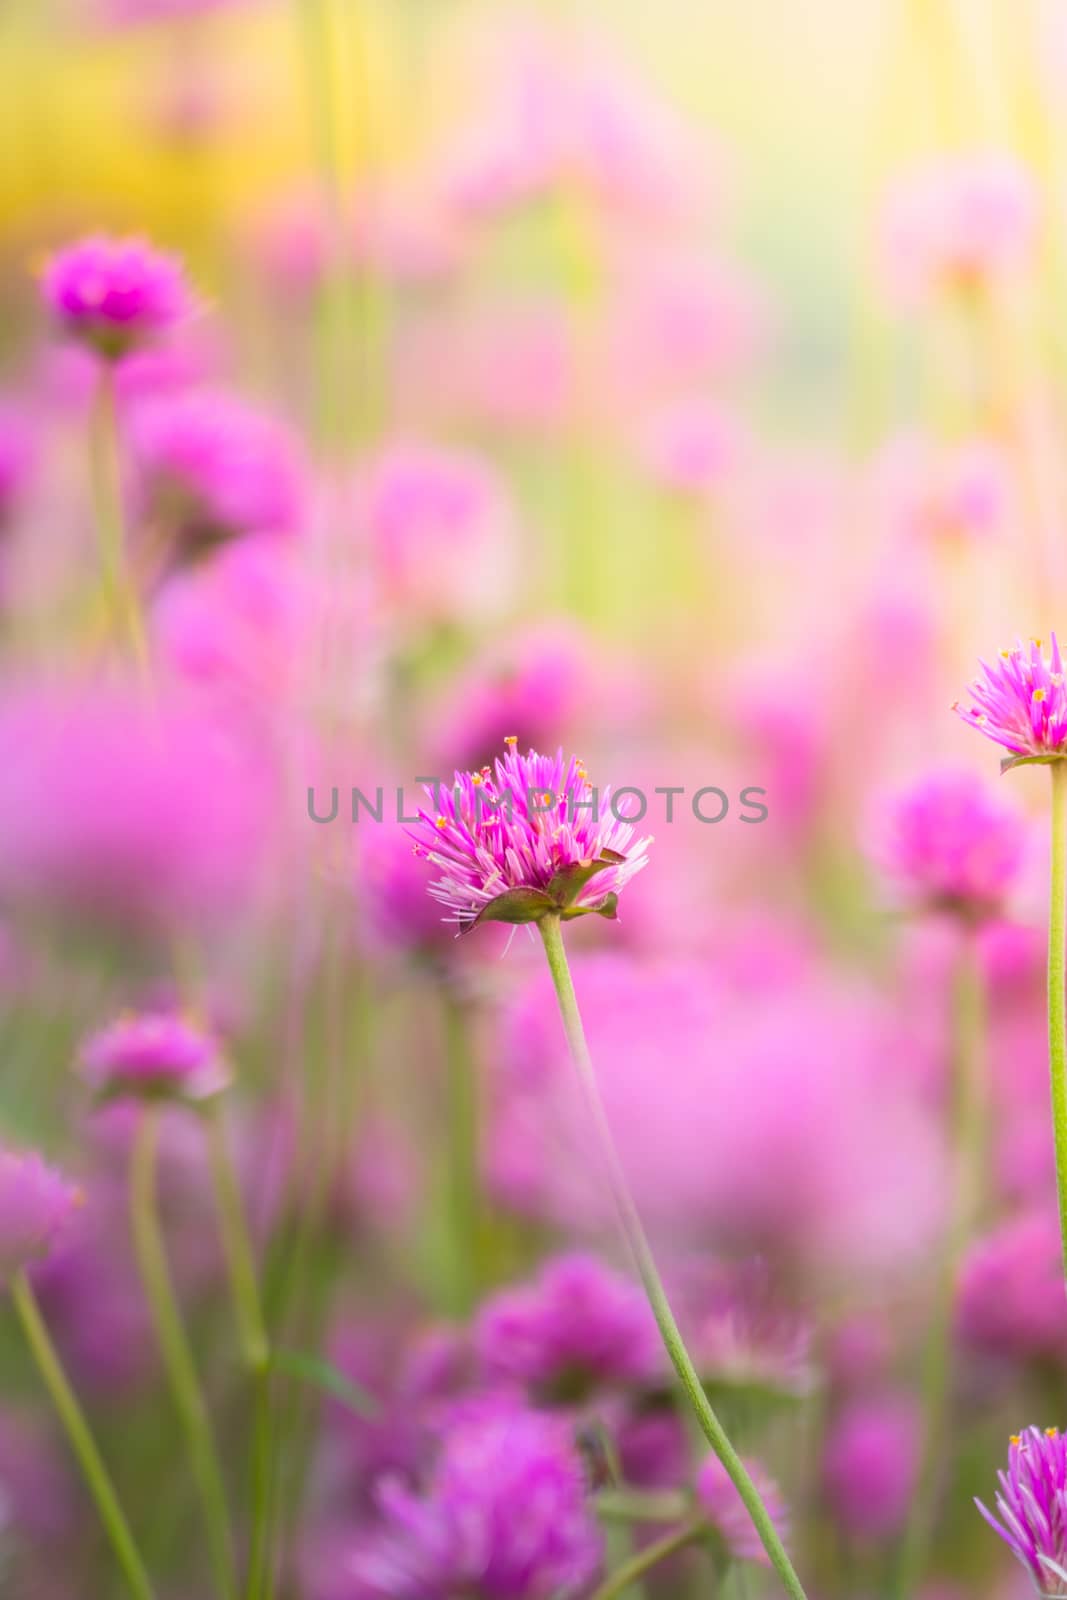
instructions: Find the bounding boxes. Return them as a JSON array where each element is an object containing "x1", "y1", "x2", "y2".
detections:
[
  {"x1": 41, "y1": 235, "x2": 192, "y2": 361},
  {"x1": 957, "y1": 1211, "x2": 1067, "y2": 1364},
  {"x1": 357, "y1": 442, "x2": 518, "y2": 631},
  {"x1": 0, "y1": 1151, "x2": 81, "y2": 1286},
  {"x1": 408, "y1": 744, "x2": 651, "y2": 930},
  {"x1": 977, "y1": 1427, "x2": 1067, "y2": 1594},
  {"x1": 955, "y1": 637, "x2": 1067, "y2": 761},
  {"x1": 883, "y1": 154, "x2": 1037, "y2": 302},
  {"x1": 822, "y1": 1393, "x2": 919, "y2": 1541},
  {"x1": 475, "y1": 1252, "x2": 658, "y2": 1399},
  {"x1": 873, "y1": 768, "x2": 1026, "y2": 916},
  {"x1": 131, "y1": 390, "x2": 306, "y2": 550},
  {"x1": 353, "y1": 1406, "x2": 602, "y2": 1599},
  {"x1": 697, "y1": 1453, "x2": 789, "y2": 1567},
  {"x1": 79, "y1": 1012, "x2": 230, "y2": 1104}
]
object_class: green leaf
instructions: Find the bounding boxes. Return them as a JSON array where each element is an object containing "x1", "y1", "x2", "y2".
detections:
[
  {"x1": 546, "y1": 857, "x2": 614, "y2": 907},
  {"x1": 272, "y1": 1348, "x2": 380, "y2": 1418},
  {"x1": 561, "y1": 892, "x2": 619, "y2": 922},
  {"x1": 471, "y1": 886, "x2": 554, "y2": 928},
  {"x1": 1000, "y1": 753, "x2": 1067, "y2": 773}
]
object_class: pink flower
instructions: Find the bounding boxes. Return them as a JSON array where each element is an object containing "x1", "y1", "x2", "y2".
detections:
[
  {"x1": 489, "y1": 955, "x2": 945, "y2": 1282},
  {"x1": 79, "y1": 1012, "x2": 230, "y2": 1103},
  {"x1": 0, "y1": 1151, "x2": 81, "y2": 1287},
  {"x1": 357, "y1": 442, "x2": 518, "y2": 632},
  {"x1": 876, "y1": 435, "x2": 1011, "y2": 544},
  {"x1": 956, "y1": 1211, "x2": 1067, "y2": 1363},
  {"x1": 475, "y1": 1252, "x2": 659, "y2": 1398},
  {"x1": 822, "y1": 1393, "x2": 920, "y2": 1541},
  {"x1": 41, "y1": 235, "x2": 193, "y2": 360},
  {"x1": 872, "y1": 768, "x2": 1027, "y2": 917},
  {"x1": 955, "y1": 636, "x2": 1067, "y2": 760},
  {"x1": 352, "y1": 1405, "x2": 602, "y2": 1600},
  {"x1": 0, "y1": 677, "x2": 272, "y2": 935},
  {"x1": 697, "y1": 1453, "x2": 789, "y2": 1566},
  {"x1": 131, "y1": 389, "x2": 306, "y2": 550},
  {"x1": 882, "y1": 154, "x2": 1037, "y2": 302},
  {"x1": 408, "y1": 744, "x2": 651, "y2": 931},
  {"x1": 637, "y1": 400, "x2": 741, "y2": 496}
]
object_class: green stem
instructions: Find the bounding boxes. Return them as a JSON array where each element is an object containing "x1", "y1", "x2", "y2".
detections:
[
  {"x1": 11, "y1": 1271, "x2": 156, "y2": 1600},
  {"x1": 203, "y1": 1108, "x2": 274, "y2": 1600},
  {"x1": 89, "y1": 365, "x2": 149, "y2": 675},
  {"x1": 442, "y1": 990, "x2": 479, "y2": 1317},
  {"x1": 590, "y1": 1519, "x2": 707, "y2": 1600},
  {"x1": 131, "y1": 1110, "x2": 237, "y2": 1600},
  {"x1": 894, "y1": 925, "x2": 986, "y2": 1597},
  {"x1": 1050, "y1": 761, "x2": 1067, "y2": 1280},
  {"x1": 537, "y1": 915, "x2": 808, "y2": 1600}
]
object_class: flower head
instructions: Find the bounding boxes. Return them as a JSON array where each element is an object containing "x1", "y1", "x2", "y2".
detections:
[
  {"x1": 697, "y1": 1453, "x2": 789, "y2": 1566},
  {"x1": 353, "y1": 1405, "x2": 602, "y2": 1599},
  {"x1": 0, "y1": 1151, "x2": 82, "y2": 1286},
  {"x1": 475, "y1": 1252, "x2": 659, "y2": 1401},
  {"x1": 977, "y1": 1426, "x2": 1067, "y2": 1594},
  {"x1": 41, "y1": 235, "x2": 192, "y2": 361},
  {"x1": 131, "y1": 389, "x2": 306, "y2": 551},
  {"x1": 873, "y1": 768, "x2": 1026, "y2": 916},
  {"x1": 822, "y1": 1393, "x2": 920, "y2": 1541},
  {"x1": 955, "y1": 637, "x2": 1067, "y2": 762},
  {"x1": 408, "y1": 744, "x2": 651, "y2": 931},
  {"x1": 78, "y1": 1012, "x2": 230, "y2": 1104},
  {"x1": 957, "y1": 1212, "x2": 1067, "y2": 1364}
]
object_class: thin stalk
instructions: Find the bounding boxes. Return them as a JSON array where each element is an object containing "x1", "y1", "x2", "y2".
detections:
[
  {"x1": 203, "y1": 1107, "x2": 274, "y2": 1600},
  {"x1": 89, "y1": 365, "x2": 149, "y2": 675},
  {"x1": 1050, "y1": 761, "x2": 1067, "y2": 1277},
  {"x1": 442, "y1": 990, "x2": 479, "y2": 1317},
  {"x1": 894, "y1": 925, "x2": 986, "y2": 1596},
  {"x1": 11, "y1": 1271, "x2": 156, "y2": 1600},
  {"x1": 537, "y1": 915, "x2": 808, "y2": 1600},
  {"x1": 590, "y1": 1518, "x2": 708, "y2": 1600},
  {"x1": 130, "y1": 1109, "x2": 237, "y2": 1600}
]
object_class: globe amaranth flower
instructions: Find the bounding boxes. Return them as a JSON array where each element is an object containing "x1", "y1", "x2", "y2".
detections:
[
  {"x1": 475, "y1": 1252, "x2": 659, "y2": 1402},
  {"x1": 0, "y1": 1151, "x2": 82, "y2": 1286},
  {"x1": 957, "y1": 1212, "x2": 1067, "y2": 1365},
  {"x1": 409, "y1": 743, "x2": 651, "y2": 931},
  {"x1": 79, "y1": 1012, "x2": 230, "y2": 1104},
  {"x1": 822, "y1": 1393, "x2": 920, "y2": 1542},
  {"x1": 873, "y1": 768, "x2": 1026, "y2": 917},
  {"x1": 977, "y1": 1426, "x2": 1067, "y2": 1595},
  {"x1": 131, "y1": 389, "x2": 306, "y2": 553},
  {"x1": 41, "y1": 235, "x2": 193, "y2": 361},
  {"x1": 697, "y1": 1453, "x2": 789, "y2": 1567},
  {"x1": 352, "y1": 1405, "x2": 602, "y2": 1599},
  {"x1": 955, "y1": 637, "x2": 1067, "y2": 765}
]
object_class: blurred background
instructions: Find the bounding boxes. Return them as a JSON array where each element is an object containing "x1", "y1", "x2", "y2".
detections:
[{"x1": 2, "y1": 1, "x2": 1067, "y2": 1597}]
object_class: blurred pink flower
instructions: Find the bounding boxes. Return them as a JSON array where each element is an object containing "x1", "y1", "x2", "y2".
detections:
[
  {"x1": 871, "y1": 768, "x2": 1027, "y2": 918},
  {"x1": 637, "y1": 399, "x2": 742, "y2": 497},
  {"x1": 822, "y1": 1393, "x2": 920, "y2": 1541},
  {"x1": 356, "y1": 442, "x2": 519, "y2": 634},
  {"x1": 956, "y1": 1210, "x2": 1067, "y2": 1363},
  {"x1": 876, "y1": 435, "x2": 1011, "y2": 545},
  {"x1": 130, "y1": 388, "x2": 307, "y2": 552},
  {"x1": 0, "y1": 676, "x2": 273, "y2": 935},
  {"x1": 0, "y1": 1151, "x2": 81, "y2": 1287},
  {"x1": 697, "y1": 1453, "x2": 789, "y2": 1566},
  {"x1": 41, "y1": 235, "x2": 193, "y2": 361},
  {"x1": 79, "y1": 1011, "x2": 230, "y2": 1103},
  {"x1": 489, "y1": 955, "x2": 946, "y2": 1283},
  {"x1": 882, "y1": 155, "x2": 1037, "y2": 303},
  {"x1": 475, "y1": 1252, "x2": 659, "y2": 1398}
]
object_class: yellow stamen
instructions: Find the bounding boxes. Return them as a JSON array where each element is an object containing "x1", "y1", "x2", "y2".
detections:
[
  {"x1": 435, "y1": 816, "x2": 447, "y2": 830},
  {"x1": 504, "y1": 735, "x2": 517, "y2": 746}
]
